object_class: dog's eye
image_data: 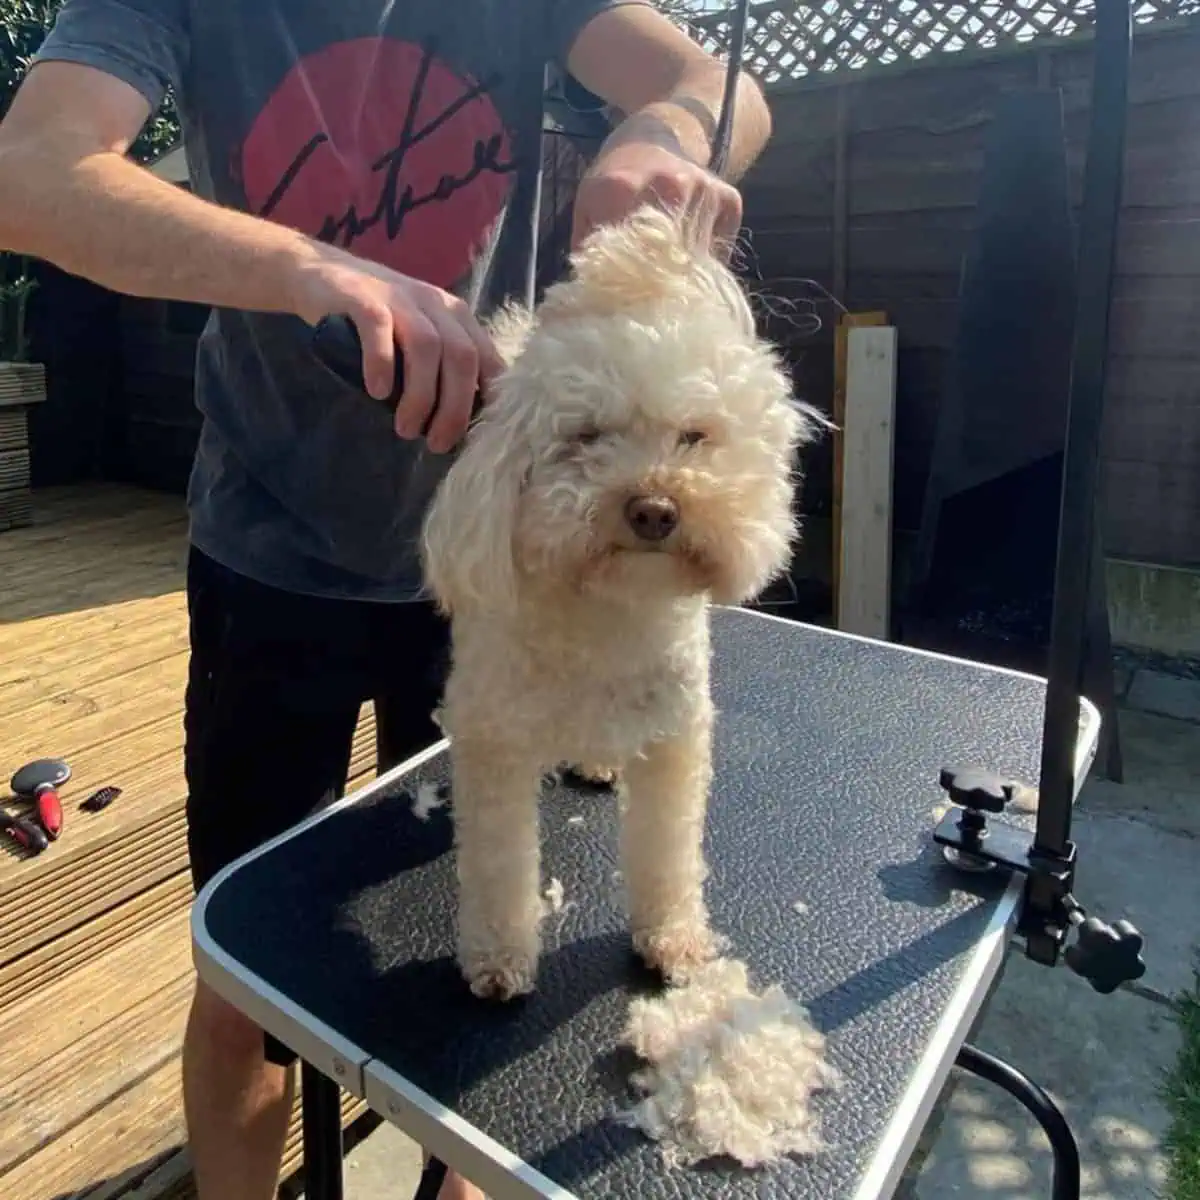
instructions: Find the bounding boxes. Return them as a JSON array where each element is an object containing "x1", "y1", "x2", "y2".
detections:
[
  {"x1": 678, "y1": 430, "x2": 708, "y2": 448},
  {"x1": 571, "y1": 428, "x2": 602, "y2": 447}
]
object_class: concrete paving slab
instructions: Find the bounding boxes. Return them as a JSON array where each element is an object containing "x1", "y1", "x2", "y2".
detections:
[
  {"x1": 297, "y1": 1119, "x2": 423, "y2": 1199},
  {"x1": 1126, "y1": 669, "x2": 1200, "y2": 724},
  {"x1": 913, "y1": 954, "x2": 1180, "y2": 1200},
  {"x1": 1081, "y1": 775, "x2": 1200, "y2": 846},
  {"x1": 343, "y1": 1122, "x2": 424, "y2": 1198},
  {"x1": 1100, "y1": 707, "x2": 1200, "y2": 814},
  {"x1": 1069, "y1": 809, "x2": 1200, "y2": 1000}
]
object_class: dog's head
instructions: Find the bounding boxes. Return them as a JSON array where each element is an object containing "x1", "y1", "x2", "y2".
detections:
[{"x1": 421, "y1": 205, "x2": 823, "y2": 616}]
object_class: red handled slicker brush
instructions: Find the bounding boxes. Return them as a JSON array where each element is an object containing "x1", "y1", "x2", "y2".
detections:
[
  {"x1": 0, "y1": 808, "x2": 48, "y2": 853},
  {"x1": 11, "y1": 757, "x2": 71, "y2": 841}
]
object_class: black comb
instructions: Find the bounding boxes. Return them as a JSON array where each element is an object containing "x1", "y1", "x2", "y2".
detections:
[
  {"x1": 80, "y1": 785, "x2": 123, "y2": 813},
  {"x1": 311, "y1": 313, "x2": 485, "y2": 429}
]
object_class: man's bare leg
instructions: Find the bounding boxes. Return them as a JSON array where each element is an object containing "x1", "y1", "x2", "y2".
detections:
[
  {"x1": 182, "y1": 979, "x2": 293, "y2": 1200},
  {"x1": 424, "y1": 1155, "x2": 487, "y2": 1200},
  {"x1": 183, "y1": 978, "x2": 484, "y2": 1200}
]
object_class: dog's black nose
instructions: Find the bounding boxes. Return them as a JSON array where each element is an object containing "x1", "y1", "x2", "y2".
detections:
[{"x1": 624, "y1": 494, "x2": 679, "y2": 542}]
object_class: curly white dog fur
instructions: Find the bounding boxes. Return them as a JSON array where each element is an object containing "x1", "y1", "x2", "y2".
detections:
[
  {"x1": 620, "y1": 957, "x2": 841, "y2": 1167},
  {"x1": 421, "y1": 205, "x2": 821, "y2": 1001}
]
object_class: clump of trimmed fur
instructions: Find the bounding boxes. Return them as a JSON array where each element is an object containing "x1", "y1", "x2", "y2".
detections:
[{"x1": 618, "y1": 957, "x2": 841, "y2": 1168}]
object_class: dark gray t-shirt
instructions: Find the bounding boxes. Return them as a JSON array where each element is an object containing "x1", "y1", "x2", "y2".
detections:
[{"x1": 36, "y1": 0, "x2": 624, "y2": 601}]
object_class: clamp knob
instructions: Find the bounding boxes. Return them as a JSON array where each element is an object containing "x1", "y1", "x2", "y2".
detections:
[
  {"x1": 939, "y1": 767, "x2": 1015, "y2": 815},
  {"x1": 1064, "y1": 910, "x2": 1147, "y2": 994}
]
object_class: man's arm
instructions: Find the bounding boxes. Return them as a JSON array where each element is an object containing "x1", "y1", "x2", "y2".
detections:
[
  {"x1": 567, "y1": 2, "x2": 770, "y2": 182},
  {"x1": 0, "y1": 62, "x2": 325, "y2": 314},
  {"x1": 562, "y1": 2, "x2": 771, "y2": 248},
  {"x1": 0, "y1": 53, "x2": 499, "y2": 450}
]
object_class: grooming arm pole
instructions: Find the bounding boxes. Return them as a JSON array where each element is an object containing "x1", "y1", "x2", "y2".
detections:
[
  {"x1": 1033, "y1": 0, "x2": 1131, "y2": 862},
  {"x1": 931, "y1": 0, "x2": 1145, "y2": 995},
  {"x1": 1023, "y1": 0, "x2": 1131, "y2": 968}
]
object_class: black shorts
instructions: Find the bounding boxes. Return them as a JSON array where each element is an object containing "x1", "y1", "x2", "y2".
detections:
[{"x1": 183, "y1": 546, "x2": 448, "y2": 1065}]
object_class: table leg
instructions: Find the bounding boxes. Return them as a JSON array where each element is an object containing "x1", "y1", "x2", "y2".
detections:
[
  {"x1": 956, "y1": 1043, "x2": 1080, "y2": 1200},
  {"x1": 301, "y1": 1060, "x2": 344, "y2": 1200},
  {"x1": 414, "y1": 1157, "x2": 449, "y2": 1200}
]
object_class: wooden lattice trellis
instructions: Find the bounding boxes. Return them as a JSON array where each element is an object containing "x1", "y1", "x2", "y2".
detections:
[{"x1": 667, "y1": 0, "x2": 1200, "y2": 83}]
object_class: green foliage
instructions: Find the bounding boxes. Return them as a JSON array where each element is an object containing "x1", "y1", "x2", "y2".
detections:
[
  {"x1": 0, "y1": 0, "x2": 181, "y2": 359},
  {"x1": 0, "y1": 254, "x2": 35, "y2": 361},
  {"x1": 1164, "y1": 971, "x2": 1200, "y2": 1200},
  {"x1": 1, "y1": 0, "x2": 181, "y2": 157},
  {"x1": 0, "y1": 1, "x2": 55, "y2": 119}
]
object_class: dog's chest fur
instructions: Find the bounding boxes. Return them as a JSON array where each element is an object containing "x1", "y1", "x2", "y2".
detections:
[{"x1": 442, "y1": 596, "x2": 713, "y2": 769}]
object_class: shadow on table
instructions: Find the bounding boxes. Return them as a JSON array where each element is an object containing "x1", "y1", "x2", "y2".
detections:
[{"x1": 212, "y1": 787, "x2": 660, "y2": 1076}]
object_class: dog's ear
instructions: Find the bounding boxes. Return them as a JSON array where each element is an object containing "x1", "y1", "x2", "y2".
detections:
[{"x1": 420, "y1": 398, "x2": 531, "y2": 618}]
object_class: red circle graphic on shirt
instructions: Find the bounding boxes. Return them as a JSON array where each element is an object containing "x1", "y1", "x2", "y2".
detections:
[{"x1": 239, "y1": 38, "x2": 515, "y2": 290}]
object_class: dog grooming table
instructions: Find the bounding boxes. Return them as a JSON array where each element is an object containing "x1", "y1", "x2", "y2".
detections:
[{"x1": 192, "y1": 606, "x2": 1102, "y2": 1200}]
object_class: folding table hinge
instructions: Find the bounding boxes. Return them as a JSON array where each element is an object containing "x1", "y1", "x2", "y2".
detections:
[{"x1": 931, "y1": 766, "x2": 1146, "y2": 994}]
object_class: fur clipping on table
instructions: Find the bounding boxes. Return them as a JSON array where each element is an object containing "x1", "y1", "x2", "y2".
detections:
[
  {"x1": 618, "y1": 957, "x2": 841, "y2": 1168},
  {"x1": 410, "y1": 782, "x2": 448, "y2": 822}
]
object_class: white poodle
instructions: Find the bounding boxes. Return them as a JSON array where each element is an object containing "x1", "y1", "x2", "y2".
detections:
[{"x1": 421, "y1": 205, "x2": 821, "y2": 1001}]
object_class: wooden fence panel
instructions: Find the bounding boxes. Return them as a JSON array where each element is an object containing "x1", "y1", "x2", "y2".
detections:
[{"x1": 739, "y1": 23, "x2": 1200, "y2": 566}]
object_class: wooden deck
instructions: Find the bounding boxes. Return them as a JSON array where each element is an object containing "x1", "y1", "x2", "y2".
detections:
[{"x1": 0, "y1": 485, "x2": 376, "y2": 1200}]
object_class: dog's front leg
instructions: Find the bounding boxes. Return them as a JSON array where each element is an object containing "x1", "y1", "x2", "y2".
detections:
[
  {"x1": 451, "y1": 737, "x2": 544, "y2": 1001},
  {"x1": 620, "y1": 717, "x2": 720, "y2": 984}
]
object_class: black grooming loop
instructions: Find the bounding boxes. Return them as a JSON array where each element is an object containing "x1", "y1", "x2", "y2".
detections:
[{"x1": 709, "y1": 0, "x2": 752, "y2": 178}]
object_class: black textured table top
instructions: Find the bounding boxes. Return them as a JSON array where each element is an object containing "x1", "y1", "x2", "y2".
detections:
[{"x1": 196, "y1": 608, "x2": 1090, "y2": 1200}]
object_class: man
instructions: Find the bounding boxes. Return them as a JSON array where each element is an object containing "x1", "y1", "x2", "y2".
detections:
[{"x1": 0, "y1": 2, "x2": 770, "y2": 1197}]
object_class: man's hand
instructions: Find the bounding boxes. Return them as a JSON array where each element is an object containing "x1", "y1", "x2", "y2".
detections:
[
  {"x1": 289, "y1": 247, "x2": 505, "y2": 454},
  {"x1": 0, "y1": 61, "x2": 502, "y2": 457},
  {"x1": 571, "y1": 134, "x2": 743, "y2": 253},
  {"x1": 563, "y1": 3, "x2": 771, "y2": 253}
]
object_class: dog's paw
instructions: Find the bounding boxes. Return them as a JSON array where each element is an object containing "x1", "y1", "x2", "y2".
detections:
[
  {"x1": 565, "y1": 762, "x2": 621, "y2": 788},
  {"x1": 461, "y1": 953, "x2": 538, "y2": 1002},
  {"x1": 633, "y1": 920, "x2": 724, "y2": 985},
  {"x1": 458, "y1": 904, "x2": 541, "y2": 1001}
]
